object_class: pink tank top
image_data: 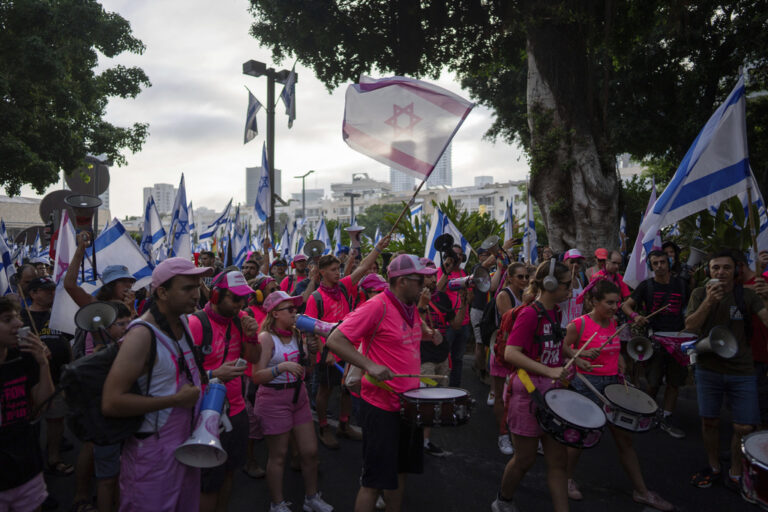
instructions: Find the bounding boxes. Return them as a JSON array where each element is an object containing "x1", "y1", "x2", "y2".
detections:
[{"x1": 573, "y1": 315, "x2": 619, "y2": 376}]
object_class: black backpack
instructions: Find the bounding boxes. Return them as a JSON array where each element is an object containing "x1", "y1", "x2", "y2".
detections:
[
  {"x1": 479, "y1": 288, "x2": 513, "y2": 346},
  {"x1": 311, "y1": 287, "x2": 352, "y2": 320},
  {"x1": 190, "y1": 310, "x2": 244, "y2": 358},
  {"x1": 58, "y1": 326, "x2": 157, "y2": 446}
]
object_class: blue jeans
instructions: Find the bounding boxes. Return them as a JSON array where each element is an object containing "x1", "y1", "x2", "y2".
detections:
[
  {"x1": 446, "y1": 324, "x2": 471, "y2": 387},
  {"x1": 695, "y1": 366, "x2": 760, "y2": 425}
]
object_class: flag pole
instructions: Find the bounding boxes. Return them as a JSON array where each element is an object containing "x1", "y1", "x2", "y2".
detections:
[
  {"x1": 747, "y1": 183, "x2": 760, "y2": 273},
  {"x1": 387, "y1": 178, "x2": 428, "y2": 237}
]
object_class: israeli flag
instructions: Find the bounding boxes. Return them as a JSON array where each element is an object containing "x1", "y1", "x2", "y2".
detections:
[
  {"x1": 30, "y1": 232, "x2": 41, "y2": 258},
  {"x1": 316, "y1": 219, "x2": 332, "y2": 255},
  {"x1": 199, "y1": 199, "x2": 232, "y2": 240},
  {"x1": 232, "y1": 231, "x2": 248, "y2": 268},
  {"x1": 619, "y1": 213, "x2": 627, "y2": 252},
  {"x1": 188, "y1": 202, "x2": 196, "y2": 234},
  {"x1": 50, "y1": 219, "x2": 153, "y2": 334},
  {"x1": 166, "y1": 174, "x2": 192, "y2": 260},
  {"x1": 0, "y1": 219, "x2": 7, "y2": 244},
  {"x1": 639, "y1": 76, "x2": 751, "y2": 253},
  {"x1": 374, "y1": 226, "x2": 381, "y2": 245},
  {"x1": 141, "y1": 195, "x2": 166, "y2": 263},
  {"x1": 624, "y1": 179, "x2": 662, "y2": 288},
  {"x1": 280, "y1": 63, "x2": 297, "y2": 128},
  {"x1": 332, "y1": 224, "x2": 342, "y2": 256},
  {"x1": 0, "y1": 234, "x2": 14, "y2": 295},
  {"x1": 244, "y1": 87, "x2": 262, "y2": 143},
  {"x1": 409, "y1": 203, "x2": 423, "y2": 227},
  {"x1": 424, "y1": 208, "x2": 470, "y2": 268},
  {"x1": 254, "y1": 143, "x2": 271, "y2": 222},
  {"x1": 523, "y1": 189, "x2": 537, "y2": 265},
  {"x1": 503, "y1": 200, "x2": 515, "y2": 243},
  {"x1": 279, "y1": 224, "x2": 292, "y2": 260}
]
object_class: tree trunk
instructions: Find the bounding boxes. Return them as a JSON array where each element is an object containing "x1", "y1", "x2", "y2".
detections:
[{"x1": 525, "y1": 21, "x2": 619, "y2": 260}]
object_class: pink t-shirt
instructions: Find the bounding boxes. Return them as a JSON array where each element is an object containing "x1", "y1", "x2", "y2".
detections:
[
  {"x1": 280, "y1": 274, "x2": 306, "y2": 294},
  {"x1": 506, "y1": 304, "x2": 563, "y2": 370},
  {"x1": 591, "y1": 269, "x2": 631, "y2": 299},
  {"x1": 437, "y1": 268, "x2": 470, "y2": 325},
  {"x1": 572, "y1": 315, "x2": 619, "y2": 376},
  {"x1": 304, "y1": 275, "x2": 358, "y2": 363},
  {"x1": 337, "y1": 293, "x2": 421, "y2": 412},
  {"x1": 188, "y1": 307, "x2": 258, "y2": 416}
]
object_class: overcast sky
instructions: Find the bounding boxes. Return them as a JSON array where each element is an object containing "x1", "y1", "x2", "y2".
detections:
[{"x1": 22, "y1": 0, "x2": 530, "y2": 219}]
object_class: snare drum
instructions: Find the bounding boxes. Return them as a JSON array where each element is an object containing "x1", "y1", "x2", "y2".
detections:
[
  {"x1": 651, "y1": 331, "x2": 697, "y2": 367},
  {"x1": 399, "y1": 387, "x2": 473, "y2": 427},
  {"x1": 535, "y1": 388, "x2": 605, "y2": 448},
  {"x1": 742, "y1": 431, "x2": 768, "y2": 509},
  {"x1": 602, "y1": 384, "x2": 659, "y2": 432}
]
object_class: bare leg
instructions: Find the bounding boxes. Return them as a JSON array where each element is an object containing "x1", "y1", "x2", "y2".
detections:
[
  {"x1": 73, "y1": 442, "x2": 94, "y2": 503},
  {"x1": 498, "y1": 435, "x2": 538, "y2": 499},
  {"x1": 662, "y1": 385, "x2": 679, "y2": 413},
  {"x1": 355, "y1": 487, "x2": 379, "y2": 512},
  {"x1": 293, "y1": 421, "x2": 320, "y2": 496},
  {"x1": 96, "y1": 477, "x2": 118, "y2": 512},
  {"x1": 46, "y1": 417, "x2": 65, "y2": 466},
  {"x1": 316, "y1": 383, "x2": 331, "y2": 426},
  {"x1": 492, "y1": 377, "x2": 506, "y2": 433},
  {"x1": 610, "y1": 426, "x2": 647, "y2": 494},
  {"x1": 382, "y1": 474, "x2": 406, "y2": 512},
  {"x1": 701, "y1": 417, "x2": 720, "y2": 470},
  {"x1": 566, "y1": 446, "x2": 582, "y2": 479},
  {"x1": 541, "y1": 435, "x2": 569, "y2": 512},
  {"x1": 214, "y1": 472, "x2": 234, "y2": 512},
  {"x1": 265, "y1": 432, "x2": 291, "y2": 504}
]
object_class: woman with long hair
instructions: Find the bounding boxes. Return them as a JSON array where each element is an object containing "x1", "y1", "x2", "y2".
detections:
[
  {"x1": 564, "y1": 280, "x2": 673, "y2": 511},
  {"x1": 252, "y1": 291, "x2": 332, "y2": 512}
]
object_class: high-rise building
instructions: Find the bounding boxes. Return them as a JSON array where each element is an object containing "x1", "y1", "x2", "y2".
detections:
[
  {"x1": 389, "y1": 142, "x2": 452, "y2": 192},
  {"x1": 142, "y1": 183, "x2": 177, "y2": 214},
  {"x1": 246, "y1": 167, "x2": 281, "y2": 207}
]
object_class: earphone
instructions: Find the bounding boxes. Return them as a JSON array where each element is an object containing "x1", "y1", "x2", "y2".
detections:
[
  {"x1": 542, "y1": 258, "x2": 559, "y2": 292},
  {"x1": 209, "y1": 271, "x2": 228, "y2": 305}
]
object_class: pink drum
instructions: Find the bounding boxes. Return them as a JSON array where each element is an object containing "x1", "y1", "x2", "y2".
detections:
[
  {"x1": 651, "y1": 331, "x2": 697, "y2": 367},
  {"x1": 742, "y1": 431, "x2": 768, "y2": 509}
]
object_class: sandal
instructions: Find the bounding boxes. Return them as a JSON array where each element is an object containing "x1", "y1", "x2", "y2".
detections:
[
  {"x1": 690, "y1": 466, "x2": 720, "y2": 488},
  {"x1": 632, "y1": 490, "x2": 674, "y2": 511},
  {"x1": 47, "y1": 460, "x2": 74, "y2": 476},
  {"x1": 69, "y1": 499, "x2": 97, "y2": 512}
]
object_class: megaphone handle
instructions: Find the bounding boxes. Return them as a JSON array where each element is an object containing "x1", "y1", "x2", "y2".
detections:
[{"x1": 220, "y1": 411, "x2": 232, "y2": 432}]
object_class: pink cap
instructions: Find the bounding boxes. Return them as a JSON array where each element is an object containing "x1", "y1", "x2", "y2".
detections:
[
  {"x1": 151, "y1": 257, "x2": 213, "y2": 290},
  {"x1": 594, "y1": 248, "x2": 609, "y2": 260},
  {"x1": 293, "y1": 254, "x2": 307, "y2": 263},
  {"x1": 212, "y1": 270, "x2": 254, "y2": 297},
  {"x1": 419, "y1": 257, "x2": 437, "y2": 269},
  {"x1": 359, "y1": 273, "x2": 388, "y2": 292},
  {"x1": 563, "y1": 249, "x2": 584, "y2": 261},
  {"x1": 252, "y1": 275, "x2": 275, "y2": 290},
  {"x1": 388, "y1": 254, "x2": 438, "y2": 278},
  {"x1": 263, "y1": 290, "x2": 304, "y2": 313}
]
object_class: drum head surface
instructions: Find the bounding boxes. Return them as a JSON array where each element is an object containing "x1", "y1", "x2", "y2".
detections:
[
  {"x1": 604, "y1": 384, "x2": 658, "y2": 414},
  {"x1": 744, "y1": 432, "x2": 768, "y2": 466},
  {"x1": 402, "y1": 387, "x2": 467, "y2": 399},
  {"x1": 544, "y1": 389, "x2": 605, "y2": 429}
]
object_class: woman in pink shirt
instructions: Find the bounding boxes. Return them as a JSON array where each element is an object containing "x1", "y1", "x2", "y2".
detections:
[
  {"x1": 564, "y1": 280, "x2": 673, "y2": 511},
  {"x1": 492, "y1": 261, "x2": 573, "y2": 512}
]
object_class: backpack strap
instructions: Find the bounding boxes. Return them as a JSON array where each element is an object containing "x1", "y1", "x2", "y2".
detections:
[
  {"x1": 311, "y1": 290, "x2": 324, "y2": 319},
  {"x1": 191, "y1": 310, "x2": 214, "y2": 355}
]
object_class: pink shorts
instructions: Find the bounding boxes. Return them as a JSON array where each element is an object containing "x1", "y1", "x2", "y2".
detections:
[
  {"x1": 245, "y1": 391, "x2": 264, "y2": 440},
  {"x1": 0, "y1": 472, "x2": 47, "y2": 512},
  {"x1": 255, "y1": 384, "x2": 313, "y2": 436},
  {"x1": 506, "y1": 373, "x2": 556, "y2": 438},
  {"x1": 489, "y1": 351, "x2": 513, "y2": 378}
]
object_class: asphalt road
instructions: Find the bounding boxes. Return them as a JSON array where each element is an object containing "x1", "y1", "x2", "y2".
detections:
[{"x1": 45, "y1": 356, "x2": 752, "y2": 511}]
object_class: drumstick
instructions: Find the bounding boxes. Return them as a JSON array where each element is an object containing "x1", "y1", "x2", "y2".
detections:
[
  {"x1": 596, "y1": 304, "x2": 672, "y2": 350},
  {"x1": 391, "y1": 374, "x2": 448, "y2": 380},
  {"x1": 564, "y1": 332, "x2": 598, "y2": 370}
]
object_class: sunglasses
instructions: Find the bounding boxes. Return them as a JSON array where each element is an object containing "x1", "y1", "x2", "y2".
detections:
[
  {"x1": 275, "y1": 305, "x2": 297, "y2": 313},
  {"x1": 403, "y1": 275, "x2": 425, "y2": 285},
  {"x1": 515, "y1": 274, "x2": 530, "y2": 279}
]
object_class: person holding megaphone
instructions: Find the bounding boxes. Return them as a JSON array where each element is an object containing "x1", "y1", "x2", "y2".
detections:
[
  {"x1": 251, "y1": 291, "x2": 333, "y2": 512},
  {"x1": 685, "y1": 250, "x2": 768, "y2": 493}
]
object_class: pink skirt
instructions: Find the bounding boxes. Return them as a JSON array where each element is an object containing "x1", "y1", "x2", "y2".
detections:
[
  {"x1": 490, "y1": 350, "x2": 513, "y2": 378},
  {"x1": 506, "y1": 373, "x2": 556, "y2": 438},
  {"x1": 255, "y1": 384, "x2": 313, "y2": 436}
]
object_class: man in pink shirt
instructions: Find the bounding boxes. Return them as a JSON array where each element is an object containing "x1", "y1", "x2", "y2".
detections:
[
  {"x1": 436, "y1": 243, "x2": 472, "y2": 387},
  {"x1": 187, "y1": 270, "x2": 261, "y2": 512},
  {"x1": 304, "y1": 236, "x2": 390, "y2": 449},
  {"x1": 326, "y1": 254, "x2": 439, "y2": 512},
  {"x1": 280, "y1": 254, "x2": 308, "y2": 294}
]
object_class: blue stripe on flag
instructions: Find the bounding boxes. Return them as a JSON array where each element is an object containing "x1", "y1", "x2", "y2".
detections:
[{"x1": 669, "y1": 159, "x2": 750, "y2": 211}]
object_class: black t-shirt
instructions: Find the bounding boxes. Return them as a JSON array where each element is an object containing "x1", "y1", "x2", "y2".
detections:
[
  {"x1": 421, "y1": 292, "x2": 455, "y2": 363},
  {"x1": 23, "y1": 309, "x2": 72, "y2": 384},
  {"x1": 0, "y1": 349, "x2": 44, "y2": 490},
  {"x1": 630, "y1": 277, "x2": 688, "y2": 332}
]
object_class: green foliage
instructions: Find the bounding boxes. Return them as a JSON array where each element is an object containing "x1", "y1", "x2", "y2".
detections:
[
  {"x1": 0, "y1": 0, "x2": 151, "y2": 195},
  {"x1": 619, "y1": 175, "x2": 653, "y2": 245},
  {"x1": 356, "y1": 203, "x2": 404, "y2": 238}
]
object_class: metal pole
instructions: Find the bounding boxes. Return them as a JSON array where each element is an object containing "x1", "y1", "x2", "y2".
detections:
[
  {"x1": 350, "y1": 195, "x2": 355, "y2": 225},
  {"x1": 301, "y1": 176, "x2": 306, "y2": 220},
  {"x1": 266, "y1": 69, "x2": 276, "y2": 240}
]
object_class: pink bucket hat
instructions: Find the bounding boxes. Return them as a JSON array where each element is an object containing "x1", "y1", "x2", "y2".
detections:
[
  {"x1": 388, "y1": 254, "x2": 438, "y2": 278},
  {"x1": 151, "y1": 257, "x2": 213, "y2": 290},
  {"x1": 263, "y1": 290, "x2": 304, "y2": 313},
  {"x1": 359, "y1": 273, "x2": 388, "y2": 292}
]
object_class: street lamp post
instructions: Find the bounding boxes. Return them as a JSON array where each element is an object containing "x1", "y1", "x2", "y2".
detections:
[
  {"x1": 242, "y1": 59, "x2": 297, "y2": 237},
  {"x1": 294, "y1": 170, "x2": 315, "y2": 220},
  {"x1": 344, "y1": 192, "x2": 361, "y2": 225}
]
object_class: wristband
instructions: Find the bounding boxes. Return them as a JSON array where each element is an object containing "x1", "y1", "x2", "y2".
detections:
[
  {"x1": 207, "y1": 370, "x2": 213, "y2": 380},
  {"x1": 629, "y1": 312, "x2": 639, "y2": 321},
  {"x1": 373, "y1": 246, "x2": 381, "y2": 254}
]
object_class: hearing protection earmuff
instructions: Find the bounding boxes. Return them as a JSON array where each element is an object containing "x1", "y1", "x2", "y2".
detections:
[
  {"x1": 209, "y1": 265, "x2": 240, "y2": 305},
  {"x1": 542, "y1": 258, "x2": 559, "y2": 292}
]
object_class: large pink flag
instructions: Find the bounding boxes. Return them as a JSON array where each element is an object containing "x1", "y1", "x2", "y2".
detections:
[{"x1": 343, "y1": 76, "x2": 474, "y2": 180}]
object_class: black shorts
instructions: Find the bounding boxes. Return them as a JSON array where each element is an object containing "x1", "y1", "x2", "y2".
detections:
[
  {"x1": 359, "y1": 399, "x2": 423, "y2": 490},
  {"x1": 644, "y1": 349, "x2": 689, "y2": 389},
  {"x1": 317, "y1": 360, "x2": 343, "y2": 388},
  {"x1": 201, "y1": 409, "x2": 248, "y2": 493}
]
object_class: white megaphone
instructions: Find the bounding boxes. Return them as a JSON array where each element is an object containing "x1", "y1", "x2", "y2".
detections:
[
  {"x1": 295, "y1": 314, "x2": 340, "y2": 337},
  {"x1": 345, "y1": 224, "x2": 365, "y2": 250},
  {"x1": 687, "y1": 247, "x2": 707, "y2": 267},
  {"x1": 448, "y1": 265, "x2": 491, "y2": 293},
  {"x1": 174, "y1": 379, "x2": 228, "y2": 468},
  {"x1": 680, "y1": 326, "x2": 738, "y2": 359},
  {"x1": 627, "y1": 336, "x2": 654, "y2": 362}
]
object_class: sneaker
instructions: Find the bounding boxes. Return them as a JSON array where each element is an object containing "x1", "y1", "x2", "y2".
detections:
[
  {"x1": 303, "y1": 492, "x2": 334, "y2": 512},
  {"x1": 490, "y1": 495, "x2": 519, "y2": 512},
  {"x1": 270, "y1": 501, "x2": 293, "y2": 512},
  {"x1": 659, "y1": 416, "x2": 686, "y2": 439},
  {"x1": 567, "y1": 479, "x2": 583, "y2": 501},
  {"x1": 375, "y1": 496, "x2": 386, "y2": 510},
  {"x1": 317, "y1": 426, "x2": 340, "y2": 450},
  {"x1": 424, "y1": 440, "x2": 448, "y2": 457},
  {"x1": 498, "y1": 434, "x2": 514, "y2": 456},
  {"x1": 337, "y1": 422, "x2": 363, "y2": 441},
  {"x1": 632, "y1": 490, "x2": 674, "y2": 511},
  {"x1": 487, "y1": 391, "x2": 496, "y2": 406},
  {"x1": 537, "y1": 440, "x2": 544, "y2": 455}
]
